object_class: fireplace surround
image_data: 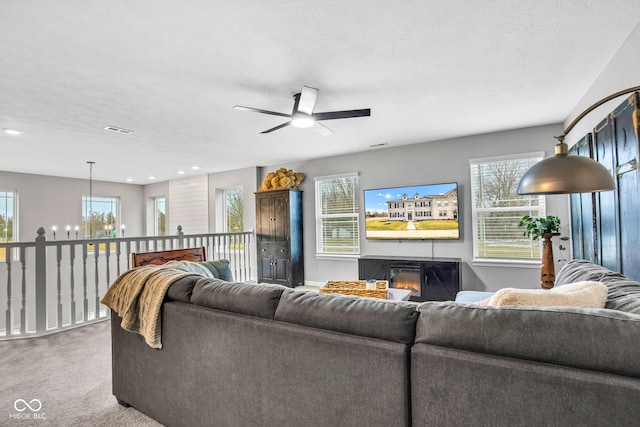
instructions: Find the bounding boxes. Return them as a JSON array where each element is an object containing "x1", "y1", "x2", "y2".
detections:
[{"x1": 358, "y1": 255, "x2": 461, "y2": 301}]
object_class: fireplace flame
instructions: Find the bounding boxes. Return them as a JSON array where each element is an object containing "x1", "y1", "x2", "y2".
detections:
[{"x1": 394, "y1": 281, "x2": 420, "y2": 295}]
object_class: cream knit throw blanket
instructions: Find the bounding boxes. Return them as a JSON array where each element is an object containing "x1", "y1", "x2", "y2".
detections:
[{"x1": 101, "y1": 266, "x2": 201, "y2": 349}]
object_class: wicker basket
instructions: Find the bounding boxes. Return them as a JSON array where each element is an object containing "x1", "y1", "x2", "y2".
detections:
[{"x1": 319, "y1": 280, "x2": 389, "y2": 299}]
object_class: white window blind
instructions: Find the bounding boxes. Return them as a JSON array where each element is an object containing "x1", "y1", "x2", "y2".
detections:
[
  {"x1": 470, "y1": 153, "x2": 545, "y2": 261},
  {"x1": 315, "y1": 173, "x2": 360, "y2": 255}
]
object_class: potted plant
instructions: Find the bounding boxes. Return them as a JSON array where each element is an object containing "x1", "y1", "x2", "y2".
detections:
[
  {"x1": 518, "y1": 215, "x2": 560, "y2": 240},
  {"x1": 518, "y1": 215, "x2": 561, "y2": 289}
]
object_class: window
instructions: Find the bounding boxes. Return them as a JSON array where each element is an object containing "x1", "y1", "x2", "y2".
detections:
[
  {"x1": 155, "y1": 197, "x2": 166, "y2": 236},
  {"x1": 315, "y1": 173, "x2": 359, "y2": 256},
  {"x1": 223, "y1": 188, "x2": 244, "y2": 232},
  {"x1": 82, "y1": 196, "x2": 119, "y2": 238},
  {"x1": 470, "y1": 153, "x2": 545, "y2": 262},
  {"x1": 0, "y1": 191, "x2": 17, "y2": 261},
  {"x1": 0, "y1": 191, "x2": 16, "y2": 242}
]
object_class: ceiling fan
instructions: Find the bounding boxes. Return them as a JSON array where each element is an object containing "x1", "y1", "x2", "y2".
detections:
[{"x1": 233, "y1": 86, "x2": 371, "y2": 135}]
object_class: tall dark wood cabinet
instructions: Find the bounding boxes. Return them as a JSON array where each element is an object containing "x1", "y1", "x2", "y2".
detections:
[
  {"x1": 255, "y1": 190, "x2": 304, "y2": 287},
  {"x1": 569, "y1": 92, "x2": 640, "y2": 281}
]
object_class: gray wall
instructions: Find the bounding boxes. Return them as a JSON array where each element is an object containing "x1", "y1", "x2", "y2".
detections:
[
  {"x1": 262, "y1": 123, "x2": 568, "y2": 291},
  {"x1": 0, "y1": 170, "x2": 145, "y2": 241}
]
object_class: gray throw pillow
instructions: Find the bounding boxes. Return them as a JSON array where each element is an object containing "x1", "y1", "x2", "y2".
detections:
[{"x1": 198, "y1": 259, "x2": 234, "y2": 281}]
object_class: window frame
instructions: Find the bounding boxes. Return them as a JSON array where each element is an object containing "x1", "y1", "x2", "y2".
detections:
[
  {"x1": 469, "y1": 152, "x2": 546, "y2": 266},
  {"x1": 314, "y1": 172, "x2": 360, "y2": 258},
  {"x1": 81, "y1": 195, "x2": 121, "y2": 239},
  {"x1": 155, "y1": 196, "x2": 166, "y2": 236}
]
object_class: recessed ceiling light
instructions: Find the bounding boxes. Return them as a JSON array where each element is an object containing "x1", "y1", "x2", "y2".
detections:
[
  {"x1": 3, "y1": 128, "x2": 23, "y2": 136},
  {"x1": 192, "y1": 166, "x2": 200, "y2": 170},
  {"x1": 104, "y1": 126, "x2": 134, "y2": 134},
  {"x1": 126, "y1": 177, "x2": 133, "y2": 182},
  {"x1": 148, "y1": 176, "x2": 156, "y2": 180},
  {"x1": 177, "y1": 170, "x2": 185, "y2": 175},
  {"x1": 369, "y1": 142, "x2": 388, "y2": 148}
]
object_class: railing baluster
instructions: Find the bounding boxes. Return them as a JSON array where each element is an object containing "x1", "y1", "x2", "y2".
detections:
[
  {"x1": 20, "y1": 247, "x2": 26, "y2": 334},
  {"x1": 82, "y1": 244, "x2": 88, "y2": 322},
  {"x1": 126, "y1": 241, "x2": 131, "y2": 270},
  {"x1": 116, "y1": 241, "x2": 121, "y2": 277},
  {"x1": 105, "y1": 240, "x2": 111, "y2": 288},
  {"x1": 69, "y1": 245, "x2": 76, "y2": 325},
  {"x1": 5, "y1": 247, "x2": 13, "y2": 336},
  {"x1": 56, "y1": 245, "x2": 63, "y2": 328},
  {"x1": 94, "y1": 242, "x2": 100, "y2": 320}
]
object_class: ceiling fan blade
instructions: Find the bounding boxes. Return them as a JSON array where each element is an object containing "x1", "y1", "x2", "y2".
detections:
[
  {"x1": 260, "y1": 121, "x2": 291, "y2": 134},
  {"x1": 313, "y1": 108, "x2": 371, "y2": 121},
  {"x1": 234, "y1": 105, "x2": 291, "y2": 118},
  {"x1": 297, "y1": 86, "x2": 319, "y2": 115},
  {"x1": 314, "y1": 121, "x2": 334, "y2": 136}
]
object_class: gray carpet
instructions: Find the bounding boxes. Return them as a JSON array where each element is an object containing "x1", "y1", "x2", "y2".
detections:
[{"x1": 0, "y1": 320, "x2": 162, "y2": 426}]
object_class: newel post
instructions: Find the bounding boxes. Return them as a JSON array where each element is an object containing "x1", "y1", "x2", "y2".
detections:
[
  {"x1": 35, "y1": 227, "x2": 47, "y2": 333},
  {"x1": 177, "y1": 225, "x2": 184, "y2": 249}
]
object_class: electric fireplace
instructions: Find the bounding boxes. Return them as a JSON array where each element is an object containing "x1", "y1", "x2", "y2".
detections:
[{"x1": 358, "y1": 255, "x2": 461, "y2": 301}]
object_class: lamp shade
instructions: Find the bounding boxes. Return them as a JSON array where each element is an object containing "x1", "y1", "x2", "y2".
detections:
[{"x1": 516, "y1": 142, "x2": 616, "y2": 195}]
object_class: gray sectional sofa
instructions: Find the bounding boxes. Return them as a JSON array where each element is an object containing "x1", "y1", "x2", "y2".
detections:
[{"x1": 110, "y1": 260, "x2": 640, "y2": 426}]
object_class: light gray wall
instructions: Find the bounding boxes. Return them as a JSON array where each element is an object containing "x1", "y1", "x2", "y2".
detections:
[
  {"x1": 262, "y1": 123, "x2": 568, "y2": 291},
  {"x1": 0, "y1": 170, "x2": 145, "y2": 241}
]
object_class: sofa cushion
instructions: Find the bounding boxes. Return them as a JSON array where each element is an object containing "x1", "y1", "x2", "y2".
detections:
[
  {"x1": 556, "y1": 260, "x2": 640, "y2": 314},
  {"x1": 166, "y1": 275, "x2": 200, "y2": 303},
  {"x1": 488, "y1": 281, "x2": 607, "y2": 308},
  {"x1": 190, "y1": 277, "x2": 285, "y2": 319},
  {"x1": 415, "y1": 301, "x2": 640, "y2": 378},
  {"x1": 198, "y1": 260, "x2": 234, "y2": 281},
  {"x1": 274, "y1": 290, "x2": 419, "y2": 345}
]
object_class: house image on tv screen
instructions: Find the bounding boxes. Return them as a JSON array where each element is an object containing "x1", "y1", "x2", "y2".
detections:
[
  {"x1": 363, "y1": 183, "x2": 459, "y2": 240},
  {"x1": 387, "y1": 188, "x2": 458, "y2": 221}
]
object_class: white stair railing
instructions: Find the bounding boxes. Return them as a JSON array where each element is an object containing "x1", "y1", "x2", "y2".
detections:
[{"x1": 0, "y1": 226, "x2": 253, "y2": 340}]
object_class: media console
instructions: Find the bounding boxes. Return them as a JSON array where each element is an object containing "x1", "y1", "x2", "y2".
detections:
[{"x1": 358, "y1": 255, "x2": 461, "y2": 302}]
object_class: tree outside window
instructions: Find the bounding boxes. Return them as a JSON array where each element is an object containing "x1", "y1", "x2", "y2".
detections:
[
  {"x1": 224, "y1": 188, "x2": 244, "y2": 232},
  {"x1": 156, "y1": 197, "x2": 166, "y2": 236}
]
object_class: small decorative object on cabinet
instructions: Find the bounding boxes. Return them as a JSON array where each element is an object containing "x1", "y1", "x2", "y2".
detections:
[{"x1": 255, "y1": 189, "x2": 304, "y2": 287}]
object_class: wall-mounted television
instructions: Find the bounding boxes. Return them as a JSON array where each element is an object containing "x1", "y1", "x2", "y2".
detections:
[{"x1": 363, "y1": 182, "x2": 459, "y2": 240}]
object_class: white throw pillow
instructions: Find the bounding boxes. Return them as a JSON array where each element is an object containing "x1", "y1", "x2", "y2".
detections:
[{"x1": 488, "y1": 281, "x2": 607, "y2": 308}]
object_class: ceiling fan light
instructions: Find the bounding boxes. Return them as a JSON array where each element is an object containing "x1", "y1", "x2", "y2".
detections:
[{"x1": 291, "y1": 113, "x2": 314, "y2": 128}]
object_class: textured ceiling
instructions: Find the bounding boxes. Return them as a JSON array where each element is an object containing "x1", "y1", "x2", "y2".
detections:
[{"x1": 1, "y1": 0, "x2": 639, "y2": 183}]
